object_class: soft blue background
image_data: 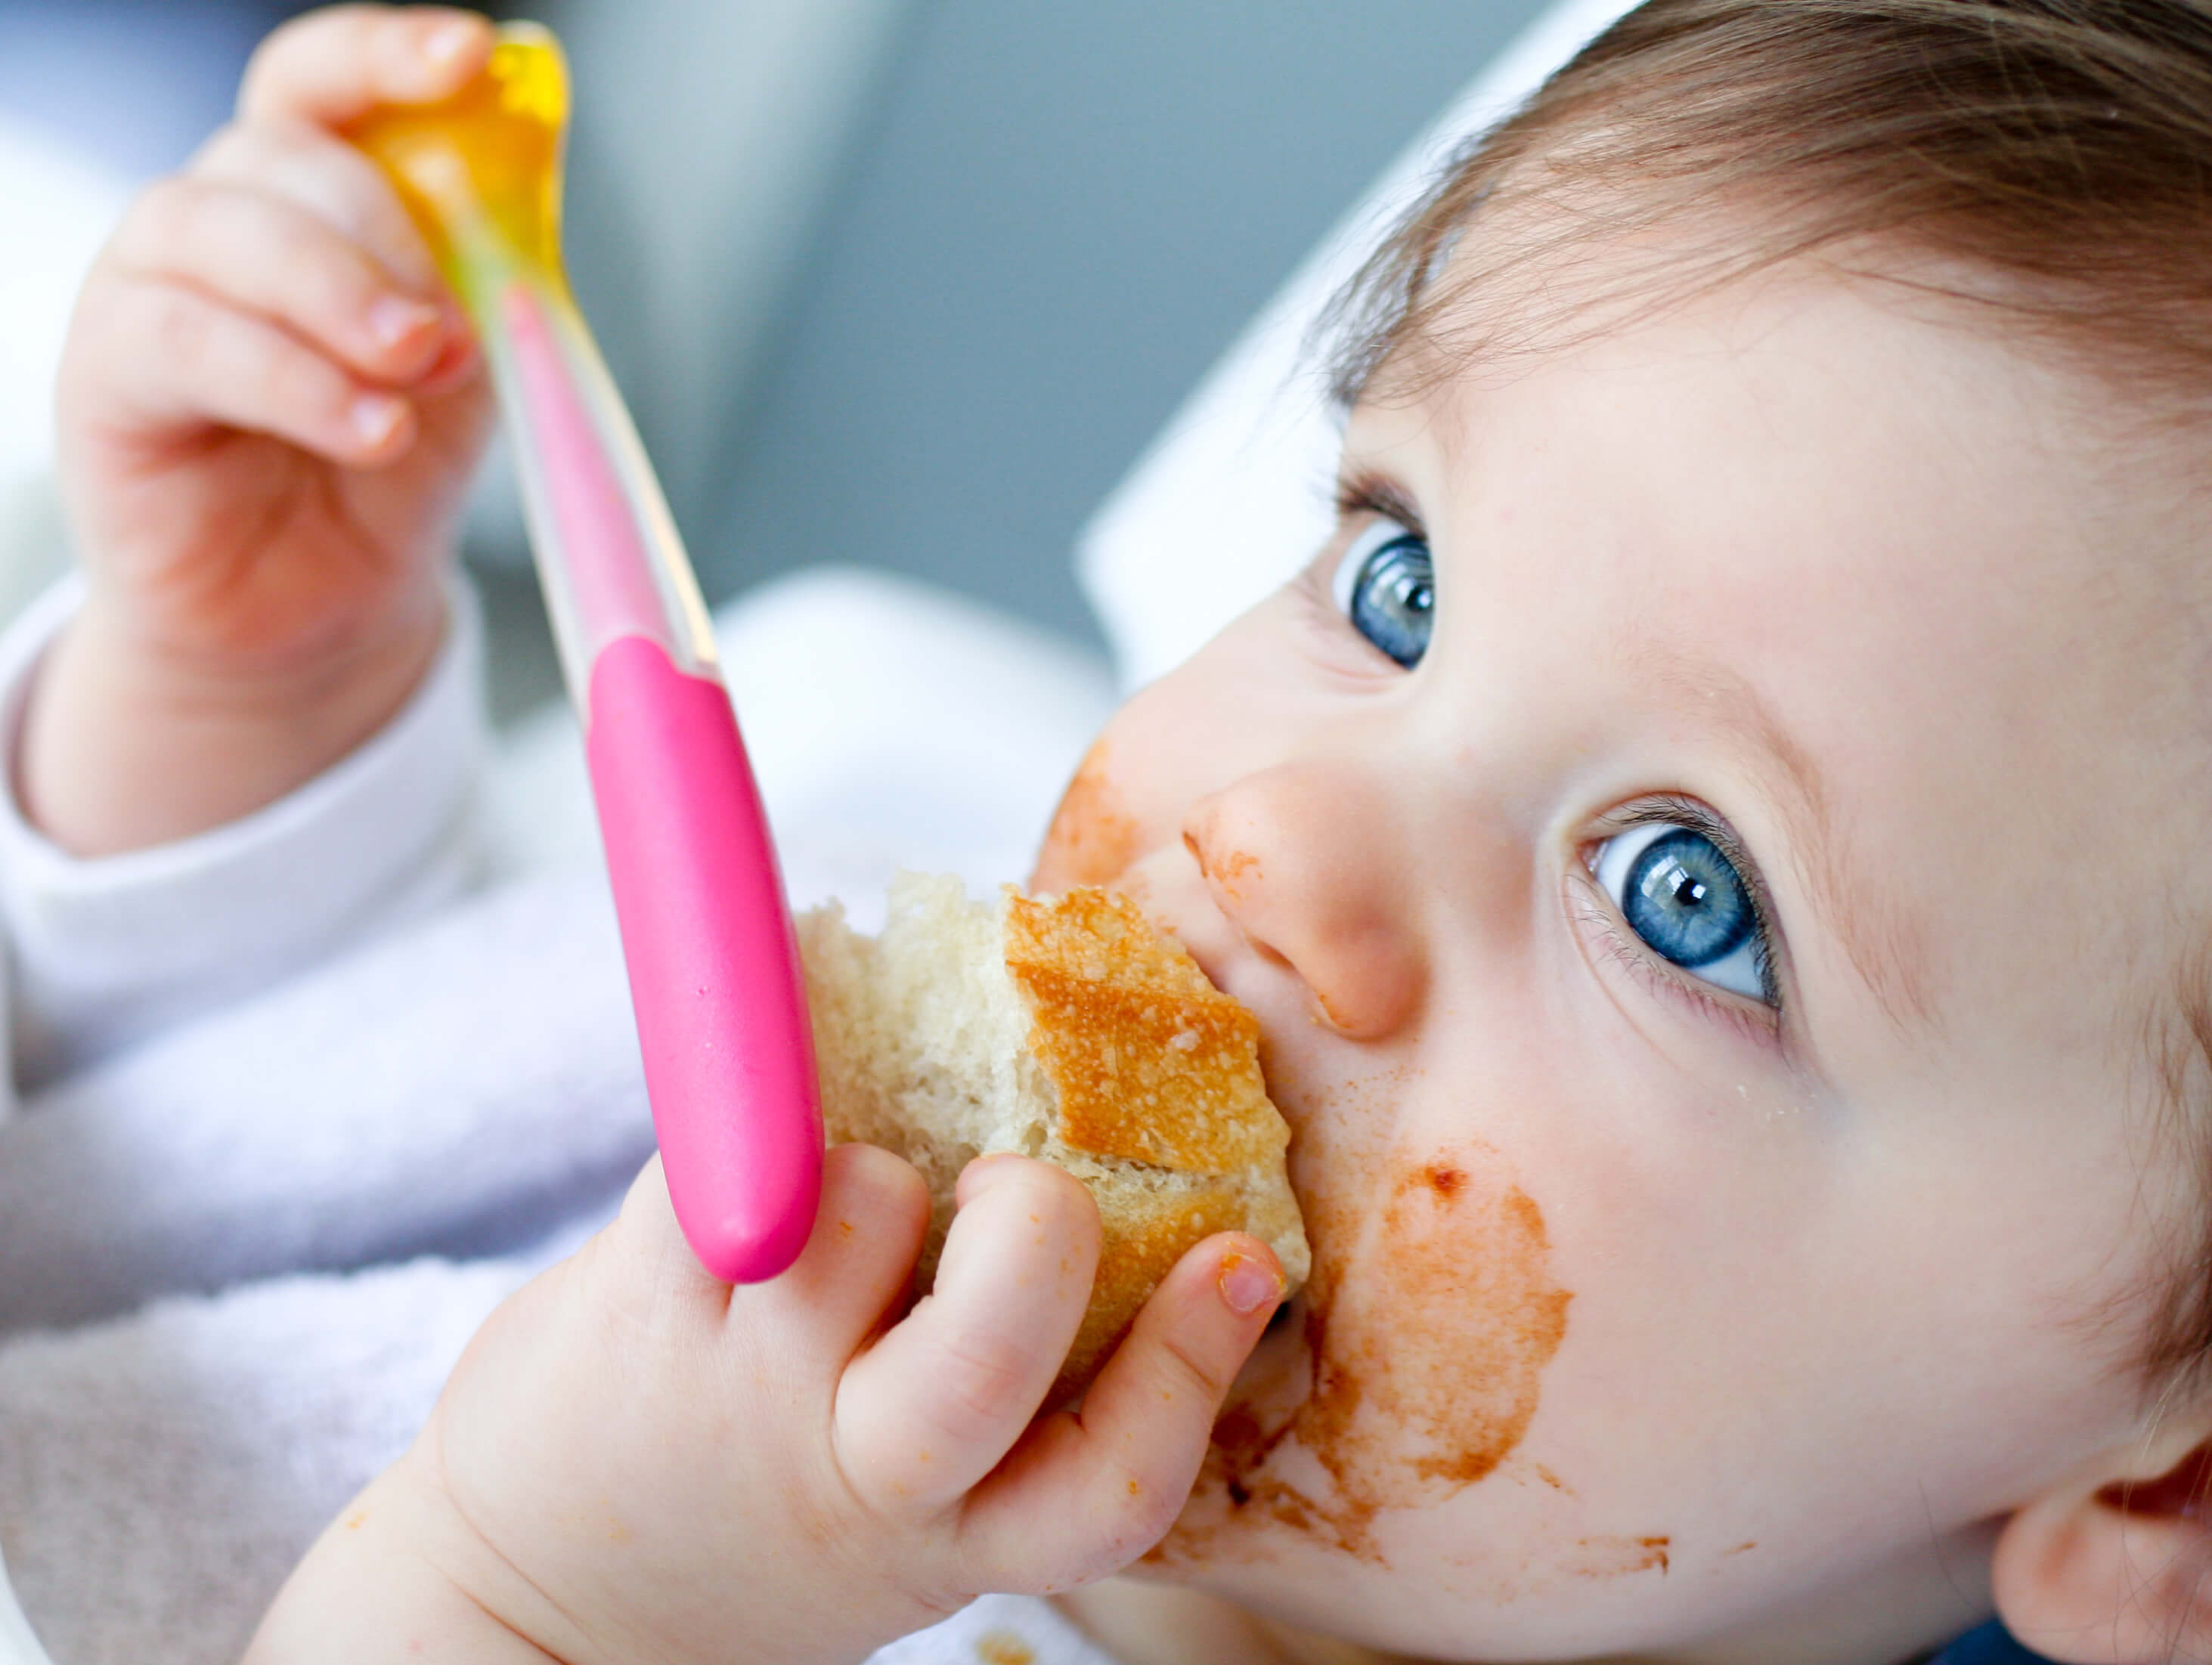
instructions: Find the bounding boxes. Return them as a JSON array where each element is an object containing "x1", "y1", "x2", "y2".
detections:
[{"x1": 0, "y1": 0, "x2": 1549, "y2": 647}]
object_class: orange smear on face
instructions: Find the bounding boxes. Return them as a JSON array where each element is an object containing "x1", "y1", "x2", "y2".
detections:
[
  {"x1": 1161, "y1": 1138, "x2": 1572, "y2": 1564},
  {"x1": 1032, "y1": 740, "x2": 1144, "y2": 891}
]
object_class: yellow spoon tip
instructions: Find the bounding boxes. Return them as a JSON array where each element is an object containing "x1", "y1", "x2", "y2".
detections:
[{"x1": 349, "y1": 20, "x2": 571, "y2": 299}]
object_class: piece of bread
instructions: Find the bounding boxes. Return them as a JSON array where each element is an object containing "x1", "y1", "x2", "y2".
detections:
[{"x1": 797, "y1": 873, "x2": 1310, "y2": 1404}]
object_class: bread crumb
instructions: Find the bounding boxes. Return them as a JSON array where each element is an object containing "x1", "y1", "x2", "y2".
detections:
[{"x1": 974, "y1": 1631, "x2": 1036, "y2": 1665}]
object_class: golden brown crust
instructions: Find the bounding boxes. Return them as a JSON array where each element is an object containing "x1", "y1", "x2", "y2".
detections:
[
  {"x1": 1005, "y1": 889, "x2": 1281, "y2": 1174},
  {"x1": 1007, "y1": 886, "x2": 1309, "y2": 1402},
  {"x1": 1056, "y1": 1182, "x2": 1246, "y2": 1407}
]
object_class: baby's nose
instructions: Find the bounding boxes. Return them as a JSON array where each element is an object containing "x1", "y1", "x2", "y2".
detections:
[{"x1": 1182, "y1": 763, "x2": 1425, "y2": 1041}]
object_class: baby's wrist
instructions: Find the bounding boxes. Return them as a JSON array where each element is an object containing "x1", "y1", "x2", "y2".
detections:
[
  {"x1": 61, "y1": 577, "x2": 448, "y2": 716},
  {"x1": 17, "y1": 586, "x2": 445, "y2": 856},
  {"x1": 246, "y1": 1454, "x2": 571, "y2": 1665}
]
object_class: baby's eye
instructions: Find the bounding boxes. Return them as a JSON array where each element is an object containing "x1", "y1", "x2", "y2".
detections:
[
  {"x1": 1590, "y1": 822, "x2": 1770, "y2": 1001},
  {"x1": 1331, "y1": 518, "x2": 1433, "y2": 669}
]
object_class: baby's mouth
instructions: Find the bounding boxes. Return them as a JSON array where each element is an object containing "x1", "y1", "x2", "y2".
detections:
[{"x1": 1228, "y1": 1286, "x2": 1313, "y2": 1409}]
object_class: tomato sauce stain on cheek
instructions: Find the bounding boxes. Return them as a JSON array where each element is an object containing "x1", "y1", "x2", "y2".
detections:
[
  {"x1": 1033, "y1": 740, "x2": 1143, "y2": 890},
  {"x1": 1173, "y1": 1143, "x2": 1572, "y2": 1562},
  {"x1": 1194, "y1": 846, "x2": 1261, "y2": 901},
  {"x1": 1572, "y1": 1534, "x2": 1669, "y2": 1577}
]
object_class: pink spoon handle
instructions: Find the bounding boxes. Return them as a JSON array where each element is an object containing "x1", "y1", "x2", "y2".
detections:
[
  {"x1": 498, "y1": 278, "x2": 822, "y2": 1283},
  {"x1": 587, "y1": 636, "x2": 823, "y2": 1283},
  {"x1": 350, "y1": 29, "x2": 822, "y2": 1284}
]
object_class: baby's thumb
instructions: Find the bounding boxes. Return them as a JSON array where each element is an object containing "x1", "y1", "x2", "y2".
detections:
[{"x1": 959, "y1": 1232, "x2": 1285, "y2": 1592}]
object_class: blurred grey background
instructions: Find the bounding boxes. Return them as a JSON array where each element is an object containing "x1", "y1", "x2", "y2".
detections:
[{"x1": 0, "y1": 0, "x2": 1544, "y2": 711}]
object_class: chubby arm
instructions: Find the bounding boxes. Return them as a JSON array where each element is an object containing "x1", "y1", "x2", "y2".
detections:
[
  {"x1": 247, "y1": 1147, "x2": 1284, "y2": 1665},
  {"x1": 20, "y1": 588, "x2": 449, "y2": 859},
  {"x1": 246, "y1": 1459, "x2": 560, "y2": 1665}
]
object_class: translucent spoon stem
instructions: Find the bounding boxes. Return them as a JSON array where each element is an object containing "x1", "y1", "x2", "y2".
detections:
[{"x1": 485, "y1": 274, "x2": 717, "y2": 698}]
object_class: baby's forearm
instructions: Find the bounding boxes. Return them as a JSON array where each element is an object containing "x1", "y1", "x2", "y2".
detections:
[
  {"x1": 17, "y1": 594, "x2": 443, "y2": 858},
  {"x1": 246, "y1": 1455, "x2": 571, "y2": 1665}
]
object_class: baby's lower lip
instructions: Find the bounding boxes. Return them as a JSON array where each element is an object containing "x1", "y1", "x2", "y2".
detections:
[{"x1": 1233, "y1": 1291, "x2": 1308, "y2": 1392}]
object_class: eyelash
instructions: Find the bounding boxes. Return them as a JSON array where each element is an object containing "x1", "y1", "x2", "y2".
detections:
[
  {"x1": 1577, "y1": 795, "x2": 1787, "y2": 1042},
  {"x1": 1287, "y1": 478, "x2": 1433, "y2": 661},
  {"x1": 1332, "y1": 475, "x2": 1426, "y2": 540}
]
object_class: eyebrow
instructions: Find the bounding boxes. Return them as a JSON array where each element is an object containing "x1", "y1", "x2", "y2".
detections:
[
  {"x1": 1637, "y1": 650, "x2": 1938, "y2": 1035},
  {"x1": 1334, "y1": 468, "x2": 1430, "y2": 539}
]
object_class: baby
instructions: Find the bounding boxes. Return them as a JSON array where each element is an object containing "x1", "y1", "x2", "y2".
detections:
[{"x1": 25, "y1": 2, "x2": 2212, "y2": 1661}]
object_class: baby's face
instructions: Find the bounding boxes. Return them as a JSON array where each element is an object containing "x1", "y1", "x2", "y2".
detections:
[{"x1": 1032, "y1": 260, "x2": 2212, "y2": 1660}]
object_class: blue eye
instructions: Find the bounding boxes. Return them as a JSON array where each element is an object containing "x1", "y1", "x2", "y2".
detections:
[
  {"x1": 1591, "y1": 822, "x2": 1770, "y2": 1002},
  {"x1": 1331, "y1": 518, "x2": 1433, "y2": 669}
]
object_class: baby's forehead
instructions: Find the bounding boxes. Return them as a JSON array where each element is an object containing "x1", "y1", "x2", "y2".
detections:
[{"x1": 1365, "y1": 244, "x2": 2206, "y2": 637}]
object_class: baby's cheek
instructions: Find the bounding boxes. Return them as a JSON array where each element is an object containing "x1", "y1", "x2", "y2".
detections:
[
  {"x1": 1031, "y1": 738, "x2": 1145, "y2": 891},
  {"x1": 1166, "y1": 1134, "x2": 1573, "y2": 1566},
  {"x1": 1319, "y1": 1156, "x2": 1571, "y2": 1503}
]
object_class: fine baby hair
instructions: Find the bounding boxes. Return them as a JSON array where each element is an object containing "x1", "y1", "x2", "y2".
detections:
[{"x1": 1331, "y1": 0, "x2": 2212, "y2": 413}]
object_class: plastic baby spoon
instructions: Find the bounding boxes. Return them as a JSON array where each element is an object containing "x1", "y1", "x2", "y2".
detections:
[{"x1": 350, "y1": 23, "x2": 821, "y2": 1283}]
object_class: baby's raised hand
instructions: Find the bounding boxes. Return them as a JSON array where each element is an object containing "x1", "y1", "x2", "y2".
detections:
[
  {"x1": 28, "y1": 6, "x2": 496, "y2": 854},
  {"x1": 250, "y1": 1144, "x2": 1284, "y2": 1665}
]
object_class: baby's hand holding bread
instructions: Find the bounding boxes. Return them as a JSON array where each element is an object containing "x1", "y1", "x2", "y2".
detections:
[
  {"x1": 800, "y1": 872, "x2": 1312, "y2": 1403},
  {"x1": 251, "y1": 875, "x2": 1303, "y2": 1663}
]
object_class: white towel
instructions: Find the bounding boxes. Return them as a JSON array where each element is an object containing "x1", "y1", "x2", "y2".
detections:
[
  {"x1": 0, "y1": 865, "x2": 648, "y2": 1663},
  {"x1": 0, "y1": 1255, "x2": 538, "y2": 1664}
]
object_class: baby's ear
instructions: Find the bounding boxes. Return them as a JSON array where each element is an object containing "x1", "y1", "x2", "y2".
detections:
[{"x1": 1990, "y1": 1431, "x2": 2212, "y2": 1663}]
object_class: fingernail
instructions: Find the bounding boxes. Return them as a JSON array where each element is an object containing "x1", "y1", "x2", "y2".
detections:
[
  {"x1": 418, "y1": 330, "x2": 479, "y2": 389},
  {"x1": 351, "y1": 394, "x2": 404, "y2": 447},
  {"x1": 963, "y1": 1152, "x2": 1024, "y2": 1187},
  {"x1": 424, "y1": 19, "x2": 478, "y2": 65},
  {"x1": 1217, "y1": 1252, "x2": 1285, "y2": 1317},
  {"x1": 367, "y1": 295, "x2": 437, "y2": 350}
]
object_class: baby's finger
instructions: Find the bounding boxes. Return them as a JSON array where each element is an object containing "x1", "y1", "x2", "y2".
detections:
[
  {"x1": 193, "y1": 120, "x2": 447, "y2": 296},
  {"x1": 835, "y1": 1157, "x2": 1099, "y2": 1514},
  {"x1": 596, "y1": 1153, "x2": 735, "y2": 1313},
  {"x1": 238, "y1": 5, "x2": 491, "y2": 130},
  {"x1": 740, "y1": 1141, "x2": 931, "y2": 1364},
  {"x1": 110, "y1": 179, "x2": 447, "y2": 386},
  {"x1": 959, "y1": 1233, "x2": 1284, "y2": 1591},
  {"x1": 78, "y1": 273, "x2": 414, "y2": 466}
]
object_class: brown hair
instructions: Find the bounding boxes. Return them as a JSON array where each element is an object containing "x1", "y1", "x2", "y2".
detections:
[
  {"x1": 1323, "y1": 0, "x2": 2212, "y2": 1391},
  {"x1": 1327, "y1": 0, "x2": 2212, "y2": 418}
]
